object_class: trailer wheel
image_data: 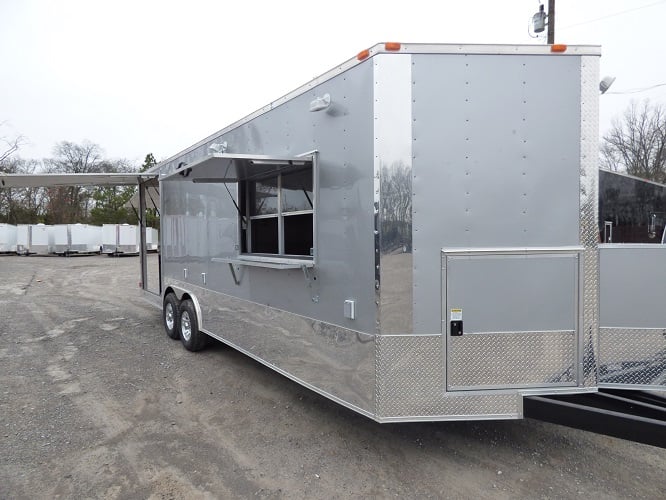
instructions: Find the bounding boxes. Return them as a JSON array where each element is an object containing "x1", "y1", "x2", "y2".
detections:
[
  {"x1": 163, "y1": 293, "x2": 180, "y2": 340},
  {"x1": 179, "y1": 299, "x2": 208, "y2": 352}
]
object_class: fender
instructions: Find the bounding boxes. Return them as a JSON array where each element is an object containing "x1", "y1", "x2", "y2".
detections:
[{"x1": 163, "y1": 285, "x2": 204, "y2": 331}]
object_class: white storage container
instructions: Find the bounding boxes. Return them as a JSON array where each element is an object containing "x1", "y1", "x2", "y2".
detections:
[
  {"x1": 15, "y1": 224, "x2": 53, "y2": 254},
  {"x1": 102, "y1": 224, "x2": 118, "y2": 254},
  {"x1": 69, "y1": 224, "x2": 102, "y2": 254},
  {"x1": 146, "y1": 227, "x2": 159, "y2": 252},
  {"x1": 52, "y1": 224, "x2": 70, "y2": 254},
  {"x1": 117, "y1": 224, "x2": 140, "y2": 254},
  {"x1": 0, "y1": 223, "x2": 18, "y2": 253},
  {"x1": 16, "y1": 224, "x2": 29, "y2": 254}
]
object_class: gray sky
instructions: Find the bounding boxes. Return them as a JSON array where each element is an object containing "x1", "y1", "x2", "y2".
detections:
[{"x1": 1, "y1": 0, "x2": 665, "y2": 166}]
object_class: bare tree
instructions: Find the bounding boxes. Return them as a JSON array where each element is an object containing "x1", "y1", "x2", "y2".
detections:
[
  {"x1": 380, "y1": 161, "x2": 412, "y2": 252},
  {"x1": 601, "y1": 100, "x2": 666, "y2": 183},
  {"x1": 0, "y1": 121, "x2": 26, "y2": 168},
  {"x1": 44, "y1": 140, "x2": 111, "y2": 174},
  {"x1": 43, "y1": 141, "x2": 115, "y2": 222}
]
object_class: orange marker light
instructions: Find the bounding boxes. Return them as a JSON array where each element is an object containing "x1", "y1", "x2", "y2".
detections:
[
  {"x1": 550, "y1": 44, "x2": 567, "y2": 53},
  {"x1": 357, "y1": 49, "x2": 370, "y2": 61},
  {"x1": 384, "y1": 42, "x2": 401, "y2": 51}
]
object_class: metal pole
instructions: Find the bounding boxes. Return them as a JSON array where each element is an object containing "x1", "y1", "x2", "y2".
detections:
[
  {"x1": 547, "y1": 0, "x2": 555, "y2": 44},
  {"x1": 139, "y1": 180, "x2": 148, "y2": 291}
]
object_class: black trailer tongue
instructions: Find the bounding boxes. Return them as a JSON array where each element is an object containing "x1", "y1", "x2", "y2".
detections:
[{"x1": 524, "y1": 389, "x2": 666, "y2": 448}]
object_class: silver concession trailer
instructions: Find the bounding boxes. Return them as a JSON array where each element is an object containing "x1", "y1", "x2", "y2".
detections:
[
  {"x1": 1, "y1": 43, "x2": 664, "y2": 429},
  {"x1": 152, "y1": 42, "x2": 663, "y2": 422}
]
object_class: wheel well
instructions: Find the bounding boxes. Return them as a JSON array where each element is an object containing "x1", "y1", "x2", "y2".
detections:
[
  {"x1": 163, "y1": 287, "x2": 176, "y2": 303},
  {"x1": 179, "y1": 293, "x2": 202, "y2": 329}
]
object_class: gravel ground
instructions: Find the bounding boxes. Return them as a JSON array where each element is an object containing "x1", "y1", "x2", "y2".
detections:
[{"x1": 0, "y1": 255, "x2": 664, "y2": 499}]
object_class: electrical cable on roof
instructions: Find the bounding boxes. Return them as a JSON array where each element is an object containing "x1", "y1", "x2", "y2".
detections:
[
  {"x1": 559, "y1": 0, "x2": 666, "y2": 30},
  {"x1": 606, "y1": 83, "x2": 666, "y2": 94}
]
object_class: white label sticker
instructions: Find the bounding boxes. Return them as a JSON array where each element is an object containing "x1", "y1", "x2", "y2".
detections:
[{"x1": 450, "y1": 308, "x2": 463, "y2": 321}]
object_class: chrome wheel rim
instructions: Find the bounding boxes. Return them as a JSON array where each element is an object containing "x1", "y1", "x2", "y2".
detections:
[
  {"x1": 165, "y1": 302, "x2": 174, "y2": 331},
  {"x1": 181, "y1": 311, "x2": 192, "y2": 341}
]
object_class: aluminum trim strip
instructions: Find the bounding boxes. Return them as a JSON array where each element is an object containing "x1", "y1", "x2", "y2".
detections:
[
  {"x1": 448, "y1": 329, "x2": 575, "y2": 336},
  {"x1": 518, "y1": 387, "x2": 598, "y2": 396},
  {"x1": 599, "y1": 243, "x2": 666, "y2": 250},
  {"x1": 394, "y1": 43, "x2": 600, "y2": 56},
  {"x1": 598, "y1": 384, "x2": 666, "y2": 391},
  {"x1": 377, "y1": 413, "x2": 519, "y2": 423},
  {"x1": 442, "y1": 246, "x2": 584, "y2": 255},
  {"x1": 579, "y1": 55, "x2": 600, "y2": 387},
  {"x1": 448, "y1": 382, "x2": 576, "y2": 392},
  {"x1": 601, "y1": 326, "x2": 666, "y2": 331}
]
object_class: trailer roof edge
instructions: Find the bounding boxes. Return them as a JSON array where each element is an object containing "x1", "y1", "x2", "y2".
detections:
[
  {"x1": 150, "y1": 42, "x2": 601, "y2": 174},
  {"x1": 0, "y1": 172, "x2": 157, "y2": 189},
  {"x1": 599, "y1": 167, "x2": 666, "y2": 189}
]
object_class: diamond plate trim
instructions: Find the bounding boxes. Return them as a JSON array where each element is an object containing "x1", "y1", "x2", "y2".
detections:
[
  {"x1": 375, "y1": 335, "x2": 519, "y2": 419},
  {"x1": 599, "y1": 328, "x2": 666, "y2": 386},
  {"x1": 580, "y1": 56, "x2": 600, "y2": 387},
  {"x1": 447, "y1": 332, "x2": 576, "y2": 390}
]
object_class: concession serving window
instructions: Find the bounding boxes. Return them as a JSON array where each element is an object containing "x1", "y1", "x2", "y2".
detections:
[{"x1": 162, "y1": 153, "x2": 318, "y2": 268}]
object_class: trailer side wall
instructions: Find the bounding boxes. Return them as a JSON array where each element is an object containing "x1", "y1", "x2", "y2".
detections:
[{"x1": 161, "y1": 61, "x2": 377, "y2": 414}]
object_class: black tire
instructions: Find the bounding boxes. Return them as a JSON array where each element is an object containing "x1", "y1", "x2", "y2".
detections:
[
  {"x1": 163, "y1": 293, "x2": 180, "y2": 340},
  {"x1": 179, "y1": 299, "x2": 208, "y2": 351}
]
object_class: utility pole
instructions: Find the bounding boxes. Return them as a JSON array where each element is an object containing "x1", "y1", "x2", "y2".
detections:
[{"x1": 547, "y1": 0, "x2": 556, "y2": 44}]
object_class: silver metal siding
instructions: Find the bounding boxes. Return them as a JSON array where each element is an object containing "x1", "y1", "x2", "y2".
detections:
[
  {"x1": 160, "y1": 62, "x2": 378, "y2": 414},
  {"x1": 599, "y1": 245, "x2": 666, "y2": 328},
  {"x1": 446, "y1": 253, "x2": 578, "y2": 332},
  {"x1": 598, "y1": 244, "x2": 666, "y2": 389},
  {"x1": 411, "y1": 53, "x2": 582, "y2": 336}
]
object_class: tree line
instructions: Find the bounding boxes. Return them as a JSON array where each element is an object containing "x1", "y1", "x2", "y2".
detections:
[
  {"x1": 601, "y1": 100, "x2": 666, "y2": 182},
  {"x1": 0, "y1": 137, "x2": 158, "y2": 227}
]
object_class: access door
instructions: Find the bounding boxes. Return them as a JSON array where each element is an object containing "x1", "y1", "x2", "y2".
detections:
[{"x1": 443, "y1": 248, "x2": 581, "y2": 391}]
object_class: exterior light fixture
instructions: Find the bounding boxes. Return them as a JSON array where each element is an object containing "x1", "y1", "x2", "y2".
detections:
[
  {"x1": 309, "y1": 93, "x2": 331, "y2": 112},
  {"x1": 599, "y1": 76, "x2": 616, "y2": 94},
  {"x1": 208, "y1": 142, "x2": 228, "y2": 154}
]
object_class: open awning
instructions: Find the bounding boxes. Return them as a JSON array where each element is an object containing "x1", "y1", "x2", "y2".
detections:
[
  {"x1": 161, "y1": 153, "x2": 314, "y2": 184},
  {"x1": 0, "y1": 172, "x2": 157, "y2": 189}
]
